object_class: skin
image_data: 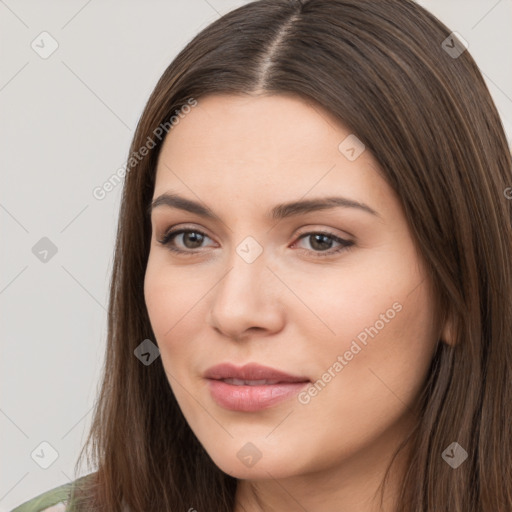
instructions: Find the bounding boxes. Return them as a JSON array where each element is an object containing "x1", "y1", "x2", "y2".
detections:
[{"x1": 144, "y1": 93, "x2": 453, "y2": 512}]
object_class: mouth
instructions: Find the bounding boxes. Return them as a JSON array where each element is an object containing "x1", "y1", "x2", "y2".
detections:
[
  {"x1": 219, "y1": 378, "x2": 294, "y2": 386},
  {"x1": 204, "y1": 363, "x2": 311, "y2": 412},
  {"x1": 204, "y1": 362, "x2": 310, "y2": 383}
]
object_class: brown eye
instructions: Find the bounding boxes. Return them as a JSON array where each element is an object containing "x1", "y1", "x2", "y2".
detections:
[
  {"x1": 157, "y1": 229, "x2": 214, "y2": 254},
  {"x1": 293, "y1": 231, "x2": 354, "y2": 257}
]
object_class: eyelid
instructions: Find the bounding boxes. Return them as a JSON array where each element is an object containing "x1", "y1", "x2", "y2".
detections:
[
  {"x1": 294, "y1": 225, "x2": 353, "y2": 241},
  {"x1": 157, "y1": 223, "x2": 354, "y2": 257},
  {"x1": 158, "y1": 223, "x2": 351, "y2": 241},
  {"x1": 157, "y1": 223, "x2": 216, "y2": 245}
]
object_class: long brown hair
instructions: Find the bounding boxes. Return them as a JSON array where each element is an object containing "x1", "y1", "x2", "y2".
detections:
[{"x1": 70, "y1": 0, "x2": 512, "y2": 510}]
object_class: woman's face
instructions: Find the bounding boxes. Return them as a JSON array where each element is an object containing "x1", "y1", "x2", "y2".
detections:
[{"x1": 144, "y1": 93, "x2": 442, "y2": 482}]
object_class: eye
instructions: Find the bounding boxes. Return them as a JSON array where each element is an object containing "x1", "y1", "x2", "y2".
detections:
[
  {"x1": 292, "y1": 231, "x2": 354, "y2": 258},
  {"x1": 157, "y1": 228, "x2": 215, "y2": 255},
  {"x1": 156, "y1": 227, "x2": 354, "y2": 258}
]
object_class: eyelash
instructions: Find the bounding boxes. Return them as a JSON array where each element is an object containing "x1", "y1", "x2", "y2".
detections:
[{"x1": 156, "y1": 227, "x2": 354, "y2": 258}]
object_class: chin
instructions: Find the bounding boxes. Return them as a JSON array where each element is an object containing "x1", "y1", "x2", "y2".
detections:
[{"x1": 201, "y1": 438, "x2": 309, "y2": 481}]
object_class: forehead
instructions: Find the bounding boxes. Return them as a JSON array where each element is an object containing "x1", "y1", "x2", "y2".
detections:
[
  {"x1": 151, "y1": 93, "x2": 397, "y2": 227},
  {"x1": 156, "y1": 93, "x2": 375, "y2": 182},
  {"x1": 167, "y1": 94, "x2": 340, "y2": 151}
]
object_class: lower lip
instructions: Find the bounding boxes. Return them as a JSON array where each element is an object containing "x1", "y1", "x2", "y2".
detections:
[{"x1": 206, "y1": 379, "x2": 310, "y2": 412}]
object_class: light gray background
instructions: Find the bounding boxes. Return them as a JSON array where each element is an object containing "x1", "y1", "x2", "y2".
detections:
[{"x1": 1, "y1": 0, "x2": 511, "y2": 510}]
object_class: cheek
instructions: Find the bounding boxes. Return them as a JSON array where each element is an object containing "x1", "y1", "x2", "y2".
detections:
[
  {"x1": 144, "y1": 251, "x2": 202, "y2": 329},
  {"x1": 366, "y1": 283, "x2": 438, "y2": 399},
  {"x1": 311, "y1": 273, "x2": 437, "y2": 415},
  {"x1": 283, "y1": 278, "x2": 437, "y2": 472},
  {"x1": 143, "y1": 259, "x2": 204, "y2": 362},
  {"x1": 293, "y1": 245, "x2": 437, "y2": 405},
  {"x1": 144, "y1": 259, "x2": 219, "y2": 429}
]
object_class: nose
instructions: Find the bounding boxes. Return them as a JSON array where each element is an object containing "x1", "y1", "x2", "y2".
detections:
[{"x1": 207, "y1": 247, "x2": 285, "y2": 341}]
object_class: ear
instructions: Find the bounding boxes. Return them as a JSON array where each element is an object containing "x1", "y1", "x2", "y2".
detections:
[{"x1": 440, "y1": 311, "x2": 456, "y2": 346}]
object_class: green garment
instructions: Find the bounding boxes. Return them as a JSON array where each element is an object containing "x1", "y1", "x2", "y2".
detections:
[{"x1": 10, "y1": 474, "x2": 93, "y2": 512}]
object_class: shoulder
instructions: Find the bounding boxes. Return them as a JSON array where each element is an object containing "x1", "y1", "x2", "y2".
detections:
[{"x1": 10, "y1": 474, "x2": 95, "y2": 512}]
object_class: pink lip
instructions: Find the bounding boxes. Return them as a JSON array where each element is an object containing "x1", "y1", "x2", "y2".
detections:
[
  {"x1": 204, "y1": 363, "x2": 310, "y2": 412},
  {"x1": 204, "y1": 362, "x2": 309, "y2": 382}
]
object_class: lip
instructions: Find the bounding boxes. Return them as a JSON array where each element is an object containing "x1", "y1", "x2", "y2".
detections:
[
  {"x1": 204, "y1": 363, "x2": 310, "y2": 412},
  {"x1": 204, "y1": 362, "x2": 309, "y2": 382}
]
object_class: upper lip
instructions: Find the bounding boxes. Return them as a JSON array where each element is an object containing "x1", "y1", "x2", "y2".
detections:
[{"x1": 204, "y1": 363, "x2": 310, "y2": 383}]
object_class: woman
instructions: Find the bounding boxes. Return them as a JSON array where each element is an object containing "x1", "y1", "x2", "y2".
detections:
[{"x1": 13, "y1": 0, "x2": 512, "y2": 510}]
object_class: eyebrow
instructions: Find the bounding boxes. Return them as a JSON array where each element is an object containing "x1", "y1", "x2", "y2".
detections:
[{"x1": 147, "y1": 192, "x2": 380, "y2": 221}]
